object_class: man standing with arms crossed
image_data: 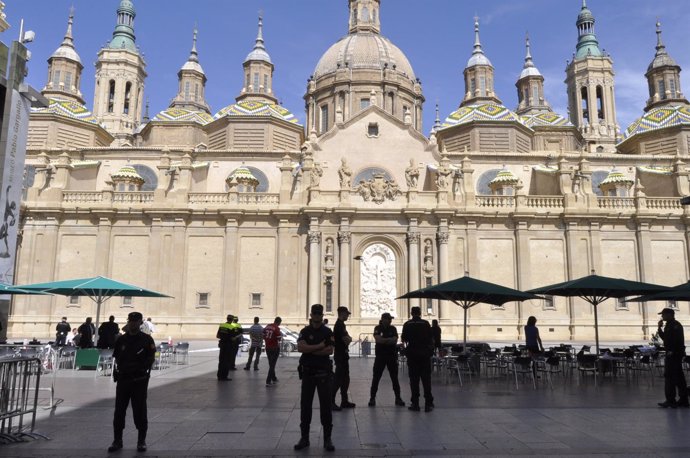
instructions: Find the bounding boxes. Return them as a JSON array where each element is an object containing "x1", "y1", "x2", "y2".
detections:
[
  {"x1": 401, "y1": 306, "x2": 434, "y2": 412},
  {"x1": 108, "y1": 312, "x2": 156, "y2": 453},
  {"x1": 263, "y1": 317, "x2": 282, "y2": 386},
  {"x1": 332, "y1": 306, "x2": 355, "y2": 410},
  {"x1": 368, "y1": 312, "x2": 406, "y2": 407},
  {"x1": 294, "y1": 304, "x2": 336, "y2": 452}
]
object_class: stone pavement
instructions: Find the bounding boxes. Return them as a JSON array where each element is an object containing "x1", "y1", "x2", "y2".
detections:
[{"x1": 4, "y1": 341, "x2": 690, "y2": 457}]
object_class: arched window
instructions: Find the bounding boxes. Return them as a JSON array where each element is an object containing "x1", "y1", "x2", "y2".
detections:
[
  {"x1": 131, "y1": 165, "x2": 158, "y2": 191},
  {"x1": 123, "y1": 82, "x2": 132, "y2": 115},
  {"x1": 320, "y1": 105, "x2": 329, "y2": 134},
  {"x1": 353, "y1": 167, "x2": 393, "y2": 188},
  {"x1": 580, "y1": 87, "x2": 589, "y2": 124},
  {"x1": 596, "y1": 86, "x2": 604, "y2": 120},
  {"x1": 225, "y1": 166, "x2": 269, "y2": 193},
  {"x1": 108, "y1": 80, "x2": 116, "y2": 113},
  {"x1": 476, "y1": 169, "x2": 502, "y2": 195}
]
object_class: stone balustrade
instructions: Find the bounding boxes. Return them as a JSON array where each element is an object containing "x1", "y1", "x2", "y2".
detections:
[
  {"x1": 476, "y1": 195, "x2": 515, "y2": 208},
  {"x1": 597, "y1": 197, "x2": 636, "y2": 209},
  {"x1": 524, "y1": 196, "x2": 565, "y2": 209},
  {"x1": 62, "y1": 191, "x2": 103, "y2": 203},
  {"x1": 113, "y1": 192, "x2": 154, "y2": 204}
]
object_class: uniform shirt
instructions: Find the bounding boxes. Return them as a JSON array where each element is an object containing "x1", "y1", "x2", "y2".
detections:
[
  {"x1": 248, "y1": 323, "x2": 264, "y2": 348},
  {"x1": 56, "y1": 321, "x2": 71, "y2": 336},
  {"x1": 659, "y1": 319, "x2": 686, "y2": 355},
  {"x1": 401, "y1": 316, "x2": 433, "y2": 358},
  {"x1": 263, "y1": 323, "x2": 282, "y2": 350},
  {"x1": 333, "y1": 319, "x2": 349, "y2": 359},
  {"x1": 216, "y1": 322, "x2": 235, "y2": 345},
  {"x1": 373, "y1": 324, "x2": 398, "y2": 358},
  {"x1": 113, "y1": 332, "x2": 156, "y2": 378},
  {"x1": 298, "y1": 324, "x2": 334, "y2": 369}
]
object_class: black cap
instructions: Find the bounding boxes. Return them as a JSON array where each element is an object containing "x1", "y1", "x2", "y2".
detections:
[
  {"x1": 659, "y1": 307, "x2": 675, "y2": 315},
  {"x1": 337, "y1": 306, "x2": 351, "y2": 315},
  {"x1": 311, "y1": 304, "x2": 324, "y2": 315},
  {"x1": 127, "y1": 312, "x2": 143, "y2": 322},
  {"x1": 381, "y1": 312, "x2": 394, "y2": 320}
]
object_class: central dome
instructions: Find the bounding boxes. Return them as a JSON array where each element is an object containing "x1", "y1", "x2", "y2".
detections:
[{"x1": 313, "y1": 32, "x2": 416, "y2": 80}]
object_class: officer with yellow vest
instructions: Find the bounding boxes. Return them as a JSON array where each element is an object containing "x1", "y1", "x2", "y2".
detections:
[{"x1": 217, "y1": 314, "x2": 241, "y2": 380}]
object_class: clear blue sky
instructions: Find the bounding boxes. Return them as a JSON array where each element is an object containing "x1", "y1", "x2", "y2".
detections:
[{"x1": 4, "y1": 0, "x2": 690, "y2": 135}]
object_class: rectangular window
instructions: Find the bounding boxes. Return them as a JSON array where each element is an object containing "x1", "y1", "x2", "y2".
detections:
[
  {"x1": 470, "y1": 77, "x2": 476, "y2": 94},
  {"x1": 264, "y1": 74, "x2": 269, "y2": 93},
  {"x1": 194, "y1": 84, "x2": 199, "y2": 101},
  {"x1": 184, "y1": 81, "x2": 190, "y2": 100},
  {"x1": 360, "y1": 98, "x2": 370, "y2": 110},
  {"x1": 615, "y1": 297, "x2": 629, "y2": 311},
  {"x1": 325, "y1": 278, "x2": 333, "y2": 313},
  {"x1": 246, "y1": 74, "x2": 250, "y2": 89},
  {"x1": 668, "y1": 300, "x2": 679, "y2": 310},
  {"x1": 64, "y1": 72, "x2": 72, "y2": 89},
  {"x1": 68, "y1": 295, "x2": 79, "y2": 306},
  {"x1": 122, "y1": 296, "x2": 133, "y2": 307},
  {"x1": 669, "y1": 78, "x2": 677, "y2": 97},
  {"x1": 531, "y1": 82, "x2": 539, "y2": 103},
  {"x1": 320, "y1": 105, "x2": 329, "y2": 133},
  {"x1": 197, "y1": 292, "x2": 209, "y2": 308},
  {"x1": 658, "y1": 80, "x2": 666, "y2": 100},
  {"x1": 479, "y1": 76, "x2": 486, "y2": 95},
  {"x1": 52, "y1": 70, "x2": 61, "y2": 87},
  {"x1": 253, "y1": 72, "x2": 259, "y2": 91},
  {"x1": 251, "y1": 293, "x2": 262, "y2": 308},
  {"x1": 542, "y1": 295, "x2": 556, "y2": 310},
  {"x1": 367, "y1": 123, "x2": 379, "y2": 137}
]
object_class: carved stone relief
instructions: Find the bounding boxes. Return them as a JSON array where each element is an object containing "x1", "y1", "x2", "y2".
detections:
[{"x1": 359, "y1": 243, "x2": 397, "y2": 318}]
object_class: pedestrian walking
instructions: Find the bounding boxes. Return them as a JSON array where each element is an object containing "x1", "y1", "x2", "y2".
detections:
[
  {"x1": 657, "y1": 307, "x2": 689, "y2": 408},
  {"x1": 55, "y1": 317, "x2": 71, "y2": 346},
  {"x1": 294, "y1": 304, "x2": 336, "y2": 452},
  {"x1": 216, "y1": 314, "x2": 236, "y2": 381},
  {"x1": 141, "y1": 317, "x2": 155, "y2": 335},
  {"x1": 524, "y1": 316, "x2": 544, "y2": 357},
  {"x1": 431, "y1": 319, "x2": 442, "y2": 355},
  {"x1": 368, "y1": 313, "x2": 405, "y2": 407},
  {"x1": 108, "y1": 312, "x2": 156, "y2": 453},
  {"x1": 78, "y1": 317, "x2": 95, "y2": 348},
  {"x1": 401, "y1": 306, "x2": 434, "y2": 412},
  {"x1": 332, "y1": 306, "x2": 355, "y2": 410},
  {"x1": 98, "y1": 315, "x2": 120, "y2": 349},
  {"x1": 245, "y1": 316, "x2": 264, "y2": 371},
  {"x1": 263, "y1": 317, "x2": 282, "y2": 386}
]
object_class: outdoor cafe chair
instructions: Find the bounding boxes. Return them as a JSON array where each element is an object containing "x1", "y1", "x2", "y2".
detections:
[
  {"x1": 58, "y1": 347, "x2": 76, "y2": 369},
  {"x1": 95, "y1": 349, "x2": 114, "y2": 377},
  {"x1": 535, "y1": 355, "x2": 562, "y2": 389},
  {"x1": 175, "y1": 342, "x2": 190, "y2": 365},
  {"x1": 156, "y1": 343, "x2": 173, "y2": 370},
  {"x1": 576, "y1": 354, "x2": 598, "y2": 386},
  {"x1": 509, "y1": 356, "x2": 535, "y2": 389},
  {"x1": 628, "y1": 354, "x2": 655, "y2": 386}
]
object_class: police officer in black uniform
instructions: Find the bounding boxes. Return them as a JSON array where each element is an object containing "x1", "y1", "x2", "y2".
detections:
[
  {"x1": 332, "y1": 306, "x2": 355, "y2": 410},
  {"x1": 401, "y1": 306, "x2": 434, "y2": 412},
  {"x1": 216, "y1": 314, "x2": 235, "y2": 381},
  {"x1": 294, "y1": 304, "x2": 336, "y2": 452},
  {"x1": 657, "y1": 307, "x2": 689, "y2": 408},
  {"x1": 108, "y1": 312, "x2": 156, "y2": 453},
  {"x1": 368, "y1": 312, "x2": 406, "y2": 407}
]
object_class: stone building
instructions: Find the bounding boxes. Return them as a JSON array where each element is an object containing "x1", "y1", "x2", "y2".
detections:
[{"x1": 9, "y1": 0, "x2": 690, "y2": 342}]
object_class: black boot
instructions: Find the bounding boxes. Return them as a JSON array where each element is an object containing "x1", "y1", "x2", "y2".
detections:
[
  {"x1": 108, "y1": 430, "x2": 123, "y2": 452},
  {"x1": 294, "y1": 436, "x2": 310, "y2": 450},
  {"x1": 323, "y1": 425, "x2": 335, "y2": 452},
  {"x1": 137, "y1": 430, "x2": 147, "y2": 452}
]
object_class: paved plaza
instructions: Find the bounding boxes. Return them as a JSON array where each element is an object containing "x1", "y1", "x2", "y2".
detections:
[{"x1": 4, "y1": 341, "x2": 690, "y2": 457}]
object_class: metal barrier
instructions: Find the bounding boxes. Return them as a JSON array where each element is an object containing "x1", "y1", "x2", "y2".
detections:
[{"x1": 0, "y1": 357, "x2": 48, "y2": 443}]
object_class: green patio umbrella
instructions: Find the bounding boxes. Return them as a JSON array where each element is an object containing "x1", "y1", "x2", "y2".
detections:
[
  {"x1": 398, "y1": 273, "x2": 542, "y2": 349},
  {"x1": 625, "y1": 280, "x2": 690, "y2": 303},
  {"x1": 527, "y1": 272, "x2": 671, "y2": 354},
  {"x1": 0, "y1": 283, "x2": 53, "y2": 295},
  {"x1": 12, "y1": 276, "x2": 171, "y2": 343}
]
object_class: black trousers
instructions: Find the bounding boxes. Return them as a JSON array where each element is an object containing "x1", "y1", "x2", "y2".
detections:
[
  {"x1": 332, "y1": 357, "x2": 350, "y2": 403},
  {"x1": 266, "y1": 348, "x2": 279, "y2": 383},
  {"x1": 55, "y1": 334, "x2": 66, "y2": 346},
  {"x1": 229, "y1": 341, "x2": 239, "y2": 369},
  {"x1": 113, "y1": 377, "x2": 149, "y2": 441},
  {"x1": 664, "y1": 355, "x2": 689, "y2": 403},
  {"x1": 407, "y1": 354, "x2": 433, "y2": 407},
  {"x1": 245, "y1": 346, "x2": 262, "y2": 369},
  {"x1": 370, "y1": 355, "x2": 401, "y2": 399},
  {"x1": 299, "y1": 372, "x2": 332, "y2": 437},
  {"x1": 217, "y1": 343, "x2": 232, "y2": 379}
]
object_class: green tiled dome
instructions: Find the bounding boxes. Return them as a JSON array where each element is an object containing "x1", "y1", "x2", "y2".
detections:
[
  {"x1": 213, "y1": 101, "x2": 300, "y2": 124},
  {"x1": 441, "y1": 103, "x2": 526, "y2": 129}
]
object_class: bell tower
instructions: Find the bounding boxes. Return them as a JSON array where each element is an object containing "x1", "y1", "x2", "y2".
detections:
[
  {"x1": 43, "y1": 9, "x2": 85, "y2": 105},
  {"x1": 92, "y1": 0, "x2": 147, "y2": 145},
  {"x1": 565, "y1": 0, "x2": 618, "y2": 150},
  {"x1": 237, "y1": 15, "x2": 277, "y2": 104},
  {"x1": 644, "y1": 21, "x2": 688, "y2": 112}
]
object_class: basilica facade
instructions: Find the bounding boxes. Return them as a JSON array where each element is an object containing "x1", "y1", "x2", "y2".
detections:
[{"x1": 9, "y1": 0, "x2": 690, "y2": 341}]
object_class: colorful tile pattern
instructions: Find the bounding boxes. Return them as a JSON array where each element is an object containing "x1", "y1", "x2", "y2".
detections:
[
  {"x1": 599, "y1": 170, "x2": 633, "y2": 188},
  {"x1": 32, "y1": 98, "x2": 99, "y2": 125},
  {"x1": 637, "y1": 166, "x2": 672, "y2": 175},
  {"x1": 490, "y1": 169, "x2": 519, "y2": 186},
  {"x1": 521, "y1": 112, "x2": 572, "y2": 128},
  {"x1": 214, "y1": 101, "x2": 300, "y2": 124},
  {"x1": 152, "y1": 108, "x2": 213, "y2": 125},
  {"x1": 441, "y1": 103, "x2": 527, "y2": 129},
  {"x1": 623, "y1": 105, "x2": 690, "y2": 140}
]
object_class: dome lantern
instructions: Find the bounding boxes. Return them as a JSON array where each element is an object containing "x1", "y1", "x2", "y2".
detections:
[
  {"x1": 644, "y1": 20, "x2": 688, "y2": 112},
  {"x1": 227, "y1": 166, "x2": 259, "y2": 193},
  {"x1": 110, "y1": 165, "x2": 145, "y2": 191}
]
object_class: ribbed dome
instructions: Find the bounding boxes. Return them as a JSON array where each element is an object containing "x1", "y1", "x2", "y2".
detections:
[
  {"x1": 153, "y1": 108, "x2": 213, "y2": 125},
  {"x1": 213, "y1": 101, "x2": 300, "y2": 124},
  {"x1": 441, "y1": 103, "x2": 526, "y2": 129},
  {"x1": 51, "y1": 44, "x2": 81, "y2": 64},
  {"x1": 623, "y1": 105, "x2": 690, "y2": 140},
  {"x1": 599, "y1": 169, "x2": 633, "y2": 188},
  {"x1": 32, "y1": 98, "x2": 99, "y2": 125},
  {"x1": 314, "y1": 33, "x2": 415, "y2": 80},
  {"x1": 111, "y1": 165, "x2": 144, "y2": 184}
]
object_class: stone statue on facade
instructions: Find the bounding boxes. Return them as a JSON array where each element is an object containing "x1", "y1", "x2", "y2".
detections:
[
  {"x1": 324, "y1": 238, "x2": 335, "y2": 270},
  {"x1": 356, "y1": 174, "x2": 401, "y2": 204},
  {"x1": 338, "y1": 158, "x2": 352, "y2": 189},
  {"x1": 310, "y1": 163, "x2": 323, "y2": 189},
  {"x1": 436, "y1": 163, "x2": 452, "y2": 191},
  {"x1": 423, "y1": 239, "x2": 434, "y2": 273},
  {"x1": 405, "y1": 159, "x2": 419, "y2": 189}
]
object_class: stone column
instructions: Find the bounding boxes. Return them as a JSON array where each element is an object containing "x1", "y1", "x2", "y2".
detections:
[
  {"x1": 307, "y1": 229, "x2": 322, "y2": 309},
  {"x1": 279, "y1": 154, "x2": 294, "y2": 203},
  {"x1": 93, "y1": 214, "x2": 114, "y2": 277},
  {"x1": 514, "y1": 220, "x2": 531, "y2": 340},
  {"x1": 338, "y1": 227, "x2": 351, "y2": 309},
  {"x1": 437, "y1": 227, "x2": 450, "y2": 319},
  {"x1": 406, "y1": 228, "x2": 420, "y2": 311},
  {"x1": 564, "y1": 220, "x2": 579, "y2": 341},
  {"x1": 222, "y1": 218, "x2": 239, "y2": 312},
  {"x1": 636, "y1": 220, "x2": 654, "y2": 340}
]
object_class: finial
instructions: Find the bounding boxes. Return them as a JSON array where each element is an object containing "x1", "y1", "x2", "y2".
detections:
[
  {"x1": 189, "y1": 25, "x2": 199, "y2": 62},
  {"x1": 582, "y1": 0, "x2": 587, "y2": 8},
  {"x1": 473, "y1": 16, "x2": 482, "y2": 53},
  {"x1": 524, "y1": 32, "x2": 534, "y2": 67},
  {"x1": 144, "y1": 98, "x2": 150, "y2": 122},
  {"x1": 256, "y1": 13, "x2": 265, "y2": 47},
  {"x1": 433, "y1": 103, "x2": 442, "y2": 131},
  {"x1": 655, "y1": 19, "x2": 666, "y2": 54},
  {"x1": 62, "y1": 7, "x2": 75, "y2": 47}
]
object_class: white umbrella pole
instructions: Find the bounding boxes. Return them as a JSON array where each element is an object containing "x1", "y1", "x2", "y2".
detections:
[{"x1": 94, "y1": 297, "x2": 103, "y2": 346}]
